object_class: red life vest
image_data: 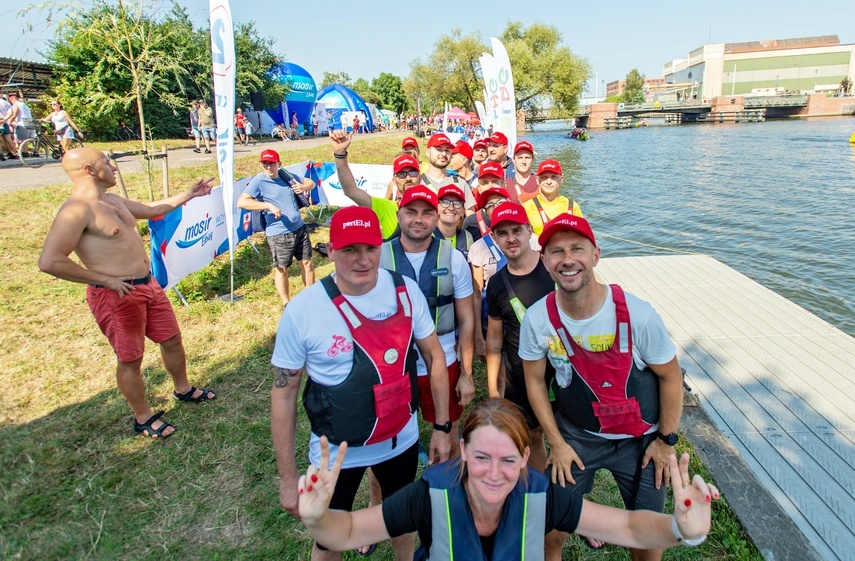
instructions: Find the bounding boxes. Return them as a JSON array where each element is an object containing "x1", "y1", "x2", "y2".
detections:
[
  {"x1": 545, "y1": 285, "x2": 659, "y2": 437},
  {"x1": 302, "y1": 273, "x2": 419, "y2": 447}
]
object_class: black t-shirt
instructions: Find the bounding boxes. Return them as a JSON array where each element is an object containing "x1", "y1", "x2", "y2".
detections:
[
  {"x1": 486, "y1": 260, "x2": 554, "y2": 376},
  {"x1": 382, "y1": 476, "x2": 582, "y2": 556}
]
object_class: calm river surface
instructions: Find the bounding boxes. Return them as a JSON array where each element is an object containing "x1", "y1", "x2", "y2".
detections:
[{"x1": 526, "y1": 117, "x2": 855, "y2": 336}]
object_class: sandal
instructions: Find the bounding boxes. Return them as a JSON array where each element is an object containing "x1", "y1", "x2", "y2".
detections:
[
  {"x1": 173, "y1": 386, "x2": 216, "y2": 402},
  {"x1": 133, "y1": 411, "x2": 174, "y2": 438}
]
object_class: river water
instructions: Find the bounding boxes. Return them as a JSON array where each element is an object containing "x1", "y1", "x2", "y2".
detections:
[{"x1": 526, "y1": 117, "x2": 855, "y2": 336}]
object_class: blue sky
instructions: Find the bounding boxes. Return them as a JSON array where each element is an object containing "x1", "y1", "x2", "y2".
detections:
[{"x1": 3, "y1": 0, "x2": 854, "y2": 96}]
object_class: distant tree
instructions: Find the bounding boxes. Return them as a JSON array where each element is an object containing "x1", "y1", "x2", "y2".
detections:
[
  {"x1": 371, "y1": 73, "x2": 410, "y2": 114},
  {"x1": 622, "y1": 68, "x2": 645, "y2": 103},
  {"x1": 320, "y1": 71, "x2": 352, "y2": 89},
  {"x1": 405, "y1": 29, "x2": 486, "y2": 110},
  {"x1": 500, "y1": 21, "x2": 590, "y2": 121},
  {"x1": 841, "y1": 77, "x2": 853, "y2": 95},
  {"x1": 404, "y1": 23, "x2": 590, "y2": 122},
  {"x1": 36, "y1": 1, "x2": 285, "y2": 144}
]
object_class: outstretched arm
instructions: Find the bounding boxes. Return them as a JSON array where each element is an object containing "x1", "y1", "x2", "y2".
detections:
[
  {"x1": 122, "y1": 177, "x2": 215, "y2": 219},
  {"x1": 300, "y1": 436, "x2": 392, "y2": 548},
  {"x1": 329, "y1": 130, "x2": 372, "y2": 208},
  {"x1": 574, "y1": 453, "x2": 718, "y2": 549}
]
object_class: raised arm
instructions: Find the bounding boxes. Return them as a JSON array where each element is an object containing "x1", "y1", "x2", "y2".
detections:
[
  {"x1": 271, "y1": 366, "x2": 305, "y2": 518},
  {"x1": 329, "y1": 130, "x2": 371, "y2": 208}
]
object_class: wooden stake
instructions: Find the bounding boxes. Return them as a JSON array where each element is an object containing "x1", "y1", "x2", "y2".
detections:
[
  {"x1": 108, "y1": 150, "x2": 129, "y2": 199},
  {"x1": 161, "y1": 146, "x2": 169, "y2": 198}
]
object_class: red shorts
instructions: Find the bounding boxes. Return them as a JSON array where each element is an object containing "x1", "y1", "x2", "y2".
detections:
[
  {"x1": 417, "y1": 360, "x2": 463, "y2": 423},
  {"x1": 86, "y1": 277, "x2": 180, "y2": 362}
]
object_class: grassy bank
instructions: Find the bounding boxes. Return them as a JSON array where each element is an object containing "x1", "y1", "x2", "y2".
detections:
[{"x1": 0, "y1": 134, "x2": 759, "y2": 559}]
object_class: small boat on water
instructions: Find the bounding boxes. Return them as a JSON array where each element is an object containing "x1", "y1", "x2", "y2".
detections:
[
  {"x1": 567, "y1": 127, "x2": 589, "y2": 141},
  {"x1": 850, "y1": 131, "x2": 855, "y2": 143}
]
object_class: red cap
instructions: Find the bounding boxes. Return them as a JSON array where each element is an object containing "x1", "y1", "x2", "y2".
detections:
[
  {"x1": 259, "y1": 149, "x2": 280, "y2": 163},
  {"x1": 438, "y1": 184, "x2": 465, "y2": 202},
  {"x1": 329, "y1": 207, "x2": 382, "y2": 250},
  {"x1": 402, "y1": 136, "x2": 419, "y2": 149},
  {"x1": 427, "y1": 133, "x2": 453, "y2": 149},
  {"x1": 514, "y1": 140, "x2": 534, "y2": 155},
  {"x1": 536, "y1": 159, "x2": 563, "y2": 175},
  {"x1": 538, "y1": 213, "x2": 597, "y2": 250},
  {"x1": 488, "y1": 132, "x2": 508, "y2": 146},
  {"x1": 473, "y1": 139, "x2": 488, "y2": 150},
  {"x1": 477, "y1": 161, "x2": 504, "y2": 180},
  {"x1": 451, "y1": 140, "x2": 473, "y2": 161},
  {"x1": 393, "y1": 154, "x2": 420, "y2": 175},
  {"x1": 476, "y1": 187, "x2": 512, "y2": 210},
  {"x1": 398, "y1": 184, "x2": 438, "y2": 209},
  {"x1": 490, "y1": 202, "x2": 529, "y2": 229}
]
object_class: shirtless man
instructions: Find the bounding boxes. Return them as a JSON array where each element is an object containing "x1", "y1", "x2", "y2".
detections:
[{"x1": 39, "y1": 148, "x2": 218, "y2": 438}]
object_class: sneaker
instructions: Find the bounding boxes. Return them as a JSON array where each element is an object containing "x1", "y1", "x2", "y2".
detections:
[
  {"x1": 192, "y1": 148, "x2": 201, "y2": 153},
  {"x1": 204, "y1": 149, "x2": 211, "y2": 154}
]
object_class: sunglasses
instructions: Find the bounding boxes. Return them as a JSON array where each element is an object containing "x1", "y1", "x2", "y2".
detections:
[
  {"x1": 394, "y1": 170, "x2": 420, "y2": 179},
  {"x1": 482, "y1": 198, "x2": 509, "y2": 211},
  {"x1": 438, "y1": 199, "x2": 463, "y2": 209}
]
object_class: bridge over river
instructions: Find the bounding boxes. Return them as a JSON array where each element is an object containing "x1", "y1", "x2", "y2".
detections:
[{"x1": 574, "y1": 93, "x2": 853, "y2": 128}]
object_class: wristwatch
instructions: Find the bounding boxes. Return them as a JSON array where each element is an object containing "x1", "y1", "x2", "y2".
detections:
[
  {"x1": 656, "y1": 431, "x2": 679, "y2": 446},
  {"x1": 433, "y1": 421, "x2": 452, "y2": 434}
]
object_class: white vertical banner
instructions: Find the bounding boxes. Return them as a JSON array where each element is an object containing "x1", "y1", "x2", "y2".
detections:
[
  {"x1": 209, "y1": 0, "x2": 237, "y2": 297},
  {"x1": 490, "y1": 37, "x2": 517, "y2": 149},
  {"x1": 479, "y1": 53, "x2": 498, "y2": 132},
  {"x1": 475, "y1": 100, "x2": 488, "y2": 130}
]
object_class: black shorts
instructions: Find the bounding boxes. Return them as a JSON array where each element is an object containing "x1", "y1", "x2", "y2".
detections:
[
  {"x1": 267, "y1": 226, "x2": 311, "y2": 269},
  {"x1": 315, "y1": 442, "x2": 418, "y2": 551}
]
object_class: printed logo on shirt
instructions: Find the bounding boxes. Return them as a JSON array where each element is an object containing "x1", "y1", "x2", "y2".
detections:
[
  {"x1": 326, "y1": 334, "x2": 354, "y2": 357},
  {"x1": 572, "y1": 334, "x2": 615, "y2": 352}
]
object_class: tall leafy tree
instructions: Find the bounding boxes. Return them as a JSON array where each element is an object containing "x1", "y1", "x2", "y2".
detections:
[
  {"x1": 405, "y1": 22, "x2": 590, "y2": 122},
  {"x1": 500, "y1": 22, "x2": 591, "y2": 121},
  {"x1": 36, "y1": 0, "x2": 285, "y2": 143},
  {"x1": 622, "y1": 68, "x2": 646, "y2": 103},
  {"x1": 371, "y1": 73, "x2": 410, "y2": 114}
]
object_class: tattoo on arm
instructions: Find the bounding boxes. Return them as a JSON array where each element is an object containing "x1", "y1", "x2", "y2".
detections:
[{"x1": 273, "y1": 367, "x2": 302, "y2": 388}]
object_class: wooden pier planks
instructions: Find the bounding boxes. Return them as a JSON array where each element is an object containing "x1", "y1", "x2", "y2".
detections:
[{"x1": 597, "y1": 254, "x2": 855, "y2": 560}]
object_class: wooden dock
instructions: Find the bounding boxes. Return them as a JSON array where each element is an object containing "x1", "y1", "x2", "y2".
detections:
[{"x1": 597, "y1": 255, "x2": 854, "y2": 561}]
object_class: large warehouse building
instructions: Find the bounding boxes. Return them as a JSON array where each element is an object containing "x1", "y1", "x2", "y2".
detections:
[{"x1": 661, "y1": 35, "x2": 854, "y2": 100}]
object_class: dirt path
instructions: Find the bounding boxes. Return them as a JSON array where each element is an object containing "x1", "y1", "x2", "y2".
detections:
[{"x1": 0, "y1": 133, "x2": 349, "y2": 195}]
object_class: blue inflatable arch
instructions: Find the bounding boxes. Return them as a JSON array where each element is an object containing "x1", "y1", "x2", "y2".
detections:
[{"x1": 316, "y1": 84, "x2": 374, "y2": 132}]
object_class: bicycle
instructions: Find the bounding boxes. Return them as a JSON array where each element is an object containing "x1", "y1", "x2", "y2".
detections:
[
  {"x1": 115, "y1": 121, "x2": 142, "y2": 141},
  {"x1": 18, "y1": 120, "x2": 84, "y2": 168}
]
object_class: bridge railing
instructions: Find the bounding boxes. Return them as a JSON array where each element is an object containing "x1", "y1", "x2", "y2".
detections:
[{"x1": 742, "y1": 95, "x2": 808, "y2": 107}]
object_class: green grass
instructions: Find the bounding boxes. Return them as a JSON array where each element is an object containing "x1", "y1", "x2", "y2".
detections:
[{"x1": 0, "y1": 133, "x2": 760, "y2": 560}]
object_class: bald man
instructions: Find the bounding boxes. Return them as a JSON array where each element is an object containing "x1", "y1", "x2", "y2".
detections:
[{"x1": 39, "y1": 148, "x2": 218, "y2": 438}]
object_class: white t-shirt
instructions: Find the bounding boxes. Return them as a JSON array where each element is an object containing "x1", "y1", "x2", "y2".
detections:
[
  {"x1": 518, "y1": 285, "x2": 676, "y2": 438},
  {"x1": 0, "y1": 98, "x2": 11, "y2": 120},
  {"x1": 272, "y1": 270, "x2": 435, "y2": 469},
  {"x1": 12, "y1": 101, "x2": 32, "y2": 126},
  {"x1": 396, "y1": 246, "x2": 473, "y2": 375}
]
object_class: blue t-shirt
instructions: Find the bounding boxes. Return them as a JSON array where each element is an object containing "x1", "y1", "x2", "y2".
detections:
[{"x1": 243, "y1": 171, "x2": 304, "y2": 235}]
